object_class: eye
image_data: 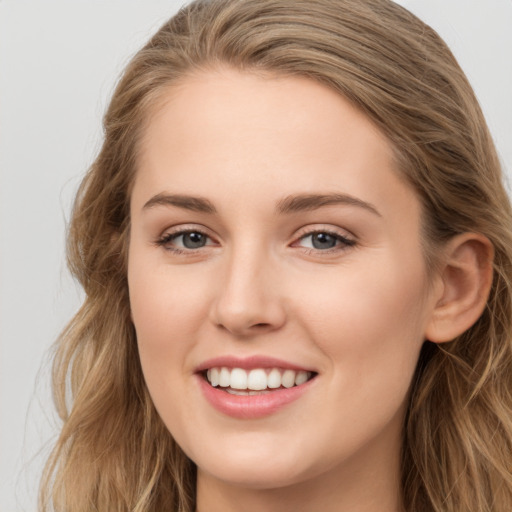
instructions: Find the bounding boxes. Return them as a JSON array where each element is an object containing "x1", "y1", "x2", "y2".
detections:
[
  {"x1": 176, "y1": 231, "x2": 209, "y2": 249},
  {"x1": 295, "y1": 230, "x2": 356, "y2": 252},
  {"x1": 155, "y1": 229, "x2": 215, "y2": 252}
]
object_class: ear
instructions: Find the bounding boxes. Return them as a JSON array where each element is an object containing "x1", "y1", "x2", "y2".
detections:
[{"x1": 425, "y1": 233, "x2": 494, "y2": 343}]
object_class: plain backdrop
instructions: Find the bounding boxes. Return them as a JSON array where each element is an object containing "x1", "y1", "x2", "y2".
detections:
[{"x1": 1, "y1": 1, "x2": 511, "y2": 510}]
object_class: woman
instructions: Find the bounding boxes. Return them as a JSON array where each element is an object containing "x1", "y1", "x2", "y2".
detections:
[{"x1": 39, "y1": 0, "x2": 512, "y2": 511}]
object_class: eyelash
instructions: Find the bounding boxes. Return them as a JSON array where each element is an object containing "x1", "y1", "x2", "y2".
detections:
[
  {"x1": 155, "y1": 228, "x2": 214, "y2": 255},
  {"x1": 293, "y1": 229, "x2": 356, "y2": 254},
  {"x1": 154, "y1": 227, "x2": 356, "y2": 255}
]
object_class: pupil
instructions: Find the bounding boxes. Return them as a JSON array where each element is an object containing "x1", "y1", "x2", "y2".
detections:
[
  {"x1": 183, "y1": 232, "x2": 206, "y2": 249},
  {"x1": 312, "y1": 233, "x2": 336, "y2": 249}
]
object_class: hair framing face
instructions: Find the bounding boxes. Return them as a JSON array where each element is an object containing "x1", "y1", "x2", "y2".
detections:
[{"x1": 40, "y1": 1, "x2": 512, "y2": 511}]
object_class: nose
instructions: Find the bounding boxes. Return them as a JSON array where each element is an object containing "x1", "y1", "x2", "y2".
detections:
[{"x1": 210, "y1": 247, "x2": 287, "y2": 337}]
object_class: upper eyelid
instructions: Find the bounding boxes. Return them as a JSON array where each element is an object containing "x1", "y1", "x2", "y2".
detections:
[
  {"x1": 154, "y1": 225, "x2": 217, "y2": 248},
  {"x1": 293, "y1": 231, "x2": 356, "y2": 249},
  {"x1": 158, "y1": 224, "x2": 354, "y2": 238},
  {"x1": 159, "y1": 224, "x2": 215, "y2": 238},
  {"x1": 155, "y1": 225, "x2": 356, "y2": 252},
  {"x1": 293, "y1": 224, "x2": 355, "y2": 240}
]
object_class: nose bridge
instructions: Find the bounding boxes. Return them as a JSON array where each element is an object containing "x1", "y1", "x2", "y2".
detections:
[{"x1": 211, "y1": 239, "x2": 285, "y2": 335}]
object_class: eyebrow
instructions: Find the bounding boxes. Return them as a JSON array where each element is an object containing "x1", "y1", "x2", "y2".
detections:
[
  {"x1": 142, "y1": 192, "x2": 381, "y2": 217},
  {"x1": 143, "y1": 193, "x2": 217, "y2": 213},
  {"x1": 276, "y1": 193, "x2": 381, "y2": 216}
]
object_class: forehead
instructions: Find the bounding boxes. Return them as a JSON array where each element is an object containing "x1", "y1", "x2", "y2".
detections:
[{"x1": 133, "y1": 67, "x2": 418, "y2": 222}]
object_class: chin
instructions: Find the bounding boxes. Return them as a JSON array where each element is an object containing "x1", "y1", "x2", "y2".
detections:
[
  {"x1": 199, "y1": 458, "x2": 315, "y2": 490},
  {"x1": 189, "y1": 435, "x2": 328, "y2": 490}
]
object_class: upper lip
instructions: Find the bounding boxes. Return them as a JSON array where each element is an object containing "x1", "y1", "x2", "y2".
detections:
[{"x1": 195, "y1": 355, "x2": 316, "y2": 373}]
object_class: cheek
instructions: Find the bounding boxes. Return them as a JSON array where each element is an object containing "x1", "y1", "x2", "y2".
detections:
[
  {"x1": 128, "y1": 263, "x2": 209, "y2": 430},
  {"x1": 129, "y1": 249, "x2": 212, "y2": 334},
  {"x1": 287, "y1": 259, "x2": 429, "y2": 456},
  {"x1": 297, "y1": 256, "x2": 428, "y2": 387},
  {"x1": 128, "y1": 255, "x2": 221, "y2": 408}
]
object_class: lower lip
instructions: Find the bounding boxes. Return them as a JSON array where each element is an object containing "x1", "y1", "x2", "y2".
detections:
[{"x1": 197, "y1": 375, "x2": 315, "y2": 419}]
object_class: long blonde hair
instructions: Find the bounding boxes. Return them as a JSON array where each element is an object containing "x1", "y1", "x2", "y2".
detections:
[{"x1": 40, "y1": 1, "x2": 512, "y2": 510}]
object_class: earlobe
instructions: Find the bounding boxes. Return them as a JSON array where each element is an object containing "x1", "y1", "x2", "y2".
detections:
[{"x1": 425, "y1": 233, "x2": 494, "y2": 343}]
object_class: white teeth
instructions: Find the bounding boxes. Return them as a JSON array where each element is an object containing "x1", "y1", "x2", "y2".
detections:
[
  {"x1": 295, "y1": 370, "x2": 308, "y2": 386},
  {"x1": 210, "y1": 367, "x2": 220, "y2": 387},
  {"x1": 226, "y1": 388, "x2": 272, "y2": 396},
  {"x1": 267, "y1": 368, "x2": 282, "y2": 389},
  {"x1": 219, "y1": 367, "x2": 230, "y2": 387},
  {"x1": 226, "y1": 388, "x2": 249, "y2": 396},
  {"x1": 281, "y1": 369, "x2": 295, "y2": 388},
  {"x1": 247, "y1": 369, "x2": 267, "y2": 390},
  {"x1": 205, "y1": 367, "x2": 313, "y2": 390},
  {"x1": 230, "y1": 368, "x2": 248, "y2": 389}
]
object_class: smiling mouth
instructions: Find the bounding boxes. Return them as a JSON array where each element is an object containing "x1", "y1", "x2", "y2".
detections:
[{"x1": 204, "y1": 367, "x2": 317, "y2": 395}]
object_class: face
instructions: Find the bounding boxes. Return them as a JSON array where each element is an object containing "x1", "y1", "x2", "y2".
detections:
[{"x1": 128, "y1": 68, "x2": 437, "y2": 490}]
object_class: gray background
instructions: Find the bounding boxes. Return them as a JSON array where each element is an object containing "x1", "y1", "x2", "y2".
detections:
[{"x1": 1, "y1": 1, "x2": 511, "y2": 510}]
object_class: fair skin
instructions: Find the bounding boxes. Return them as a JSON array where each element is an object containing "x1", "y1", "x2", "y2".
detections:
[{"x1": 127, "y1": 68, "x2": 493, "y2": 512}]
